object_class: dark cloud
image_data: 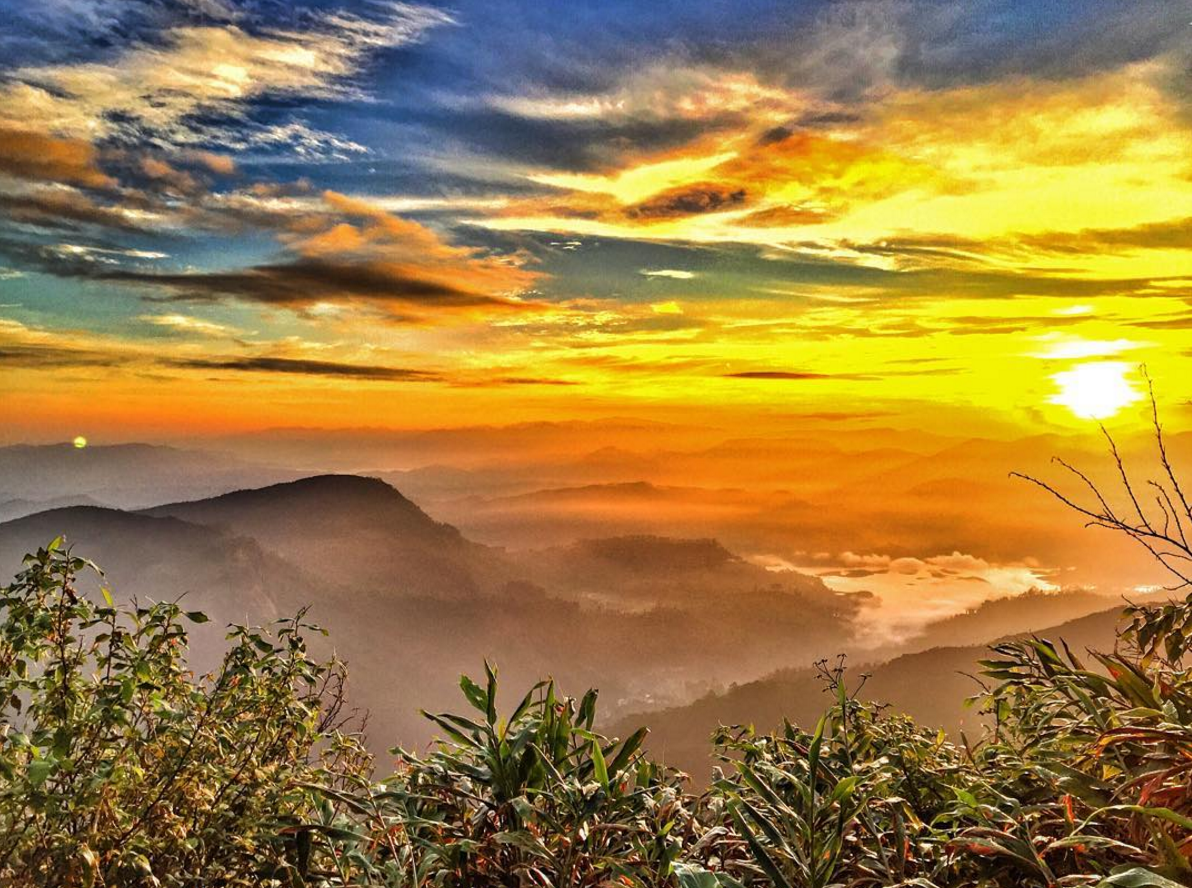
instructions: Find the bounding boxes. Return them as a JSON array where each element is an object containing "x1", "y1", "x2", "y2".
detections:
[
  {"x1": 887, "y1": 0, "x2": 1190, "y2": 95},
  {"x1": 724, "y1": 371, "x2": 844, "y2": 381},
  {"x1": 0, "y1": 344, "x2": 127, "y2": 369},
  {"x1": 402, "y1": 107, "x2": 728, "y2": 174},
  {"x1": 96, "y1": 258, "x2": 534, "y2": 318},
  {"x1": 942, "y1": 314, "x2": 1091, "y2": 336},
  {"x1": 453, "y1": 375, "x2": 580, "y2": 387},
  {"x1": 624, "y1": 183, "x2": 750, "y2": 220},
  {"x1": 0, "y1": 192, "x2": 146, "y2": 233},
  {"x1": 1020, "y1": 217, "x2": 1192, "y2": 254},
  {"x1": 162, "y1": 356, "x2": 579, "y2": 387},
  {"x1": 1126, "y1": 314, "x2": 1192, "y2": 331},
  {"x1": 737, "y1": 205, "x2": 834, "y2": 227},
  {"x1": 106, "y1": 261, "x2": 474, "y2": 304},
  {"x1": 164, "y1": 356, "x2": 443, "y2": 382}
]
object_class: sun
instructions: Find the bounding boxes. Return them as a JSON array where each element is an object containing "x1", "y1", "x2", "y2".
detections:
[
  {"x1": 1050, "y1": 362, "x2": 1141, "y2": 420},
  {"x1": 72, "y1": 435, "x2": 88, "y2": 449}
]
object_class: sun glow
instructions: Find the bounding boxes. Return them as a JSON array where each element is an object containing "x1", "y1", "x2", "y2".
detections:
[{"x1": 1050, "y1": 362, "x2": 1141, "y2": 420}]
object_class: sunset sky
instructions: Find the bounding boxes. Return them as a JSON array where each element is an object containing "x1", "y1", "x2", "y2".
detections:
[{"x1": 1, "y1": 0, "x2": 1190, "y2": 440}]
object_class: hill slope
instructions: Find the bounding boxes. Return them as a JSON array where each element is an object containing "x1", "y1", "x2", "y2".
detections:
[
  {"x1": 618, "y1": 606, "x2": 1123, "y2": 780},
  {"x1": 2, "y1": 475, "x2": 863, "y2": 756},
  {"x1": 144, "y1": 475, "x2": 516, "y2": 598}
]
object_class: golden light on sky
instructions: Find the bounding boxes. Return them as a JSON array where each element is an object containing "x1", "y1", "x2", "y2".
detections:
[
  {"x1": 0, "y1": 1, "x2": 1189, "y2": 443},
  {"x1": 1050, "y1": 363, "x2": 1143, "y2": 420}
]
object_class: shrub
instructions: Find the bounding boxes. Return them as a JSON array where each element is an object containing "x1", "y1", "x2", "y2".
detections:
[
  {"x1": 307, "y1": 664, "x2": 700, "y2": 886},
  {"x1": 0, "y1": 538, "x2": 369, "y2": 887}
]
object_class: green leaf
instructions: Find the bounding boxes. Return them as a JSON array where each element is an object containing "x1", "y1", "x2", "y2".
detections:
[
  {"x1": 1097, "y1": 868, "x2": 1190, "y2": 888},
  {"x1": 674, "y1": 862, "x2": 745, "y2": 888},
  {"x1": 607, "y1": 726, "x2": 648, "y2": 780},
  {"x1": 728, "y1": 801, "x2": 794, "y2": 888},
  {"x1": 592, "y1": 738, "x2": 609, "y2": 789},
  {"x1": 27, "y1": 757, "x2": 55, "y2": 787},
  {"x1": 460, "y1": 674, "x2": 488, "y2": 713},
  {"x1": 483, "y1": 660, "x2": 498, "y2": 726}
]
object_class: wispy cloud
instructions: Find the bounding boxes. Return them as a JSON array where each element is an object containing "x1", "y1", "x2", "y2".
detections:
[
  {"x1": 165, "y1": 355, "x2": 442, "y2": 381},
  {"x1": 137, "y1": 313, "x2": 240, "y2": 337},
  {"x1": 0, "y1": 5, "x2": 453, "y2": 152}
]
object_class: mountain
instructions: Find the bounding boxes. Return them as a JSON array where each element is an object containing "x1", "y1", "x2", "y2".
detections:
[
  {"x1": 436, "y1": 482, "x2": 801, "y2": 550},
  {"x1": 0, "y1": 443, "x2": 296, "y2": 509},
  {"x1": 617, "y1": 606, "x2": 1124, "y2": 781},
  {"x1": 0, "y1": 475, "x2": 864, "y2": 756},
  {"x1": 889, "y1": 587, "x2": 1121, "y2": 655},
  {"x1": 0, "y1": 494, "x2": 108, "y2": 523},
  {"x1": 0, "y1": 505, "x2": 323, "y2": 673},
  {"x1": 143, "y1": 474, "x2": 517, "y2": 598}
]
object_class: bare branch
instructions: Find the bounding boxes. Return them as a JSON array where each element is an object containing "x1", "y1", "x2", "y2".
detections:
[{"x1": 1014, "y1": 377, "x2": 1192, "y2": 592}]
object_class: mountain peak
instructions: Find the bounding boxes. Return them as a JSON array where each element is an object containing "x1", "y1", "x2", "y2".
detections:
[{"x1": 143, "y1": 474, "x2": 456, "y2": 539}]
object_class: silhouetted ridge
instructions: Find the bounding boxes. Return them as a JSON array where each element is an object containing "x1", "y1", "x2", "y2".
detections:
[
  {"x1": 142, "y1": 474, "x2": 514, "y2": 601},
  {"x1": 144, "y1": 474, "x2": 462, "y2": 541}
]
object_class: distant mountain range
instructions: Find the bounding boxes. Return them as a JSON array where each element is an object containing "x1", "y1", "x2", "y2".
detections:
[
  {"x1": 0, "y1": 435, "x2": 1174, "y2": 766},
  {"x1": 0, "y1": 442, "x2": 298, "y2": 510},
  {"x1": 0, "y1": 471, "x2": 864, "y2": 754}
]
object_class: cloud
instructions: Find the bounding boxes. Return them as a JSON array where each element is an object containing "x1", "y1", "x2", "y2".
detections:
[
  {"x1": 0, "y1": 127, "x2": 113, "y2": 188},
  {"x1": 0, "y1": 317, "x2": 129, "y2": 369},
  {"x1": 737, "y1": 204, "x2": 835, "y2": 227},
  {"x1": 164, "y1": 355, "x2": 442, "y2": 381},
  {"x1": 624, "y1": 182, "x2": 750, "y2": 220},
  {"x1": 496, "y1": 115, "x2": 940, "y2": 234},
  {"x1": 724, "y1": 370, "x2": 843, "y2": 381},
  {"x1": 0, "y1": 189, "x2": 148, "y2": 232},
  {"x1": 0, "y1": 343, "x2": 127, "y2": 369},
  {"x1": 1019, "y1": 217, "x2": 1192, "y2": 254},
  {"x1": 452, "y1": 375, "x2": 580, "y2": 388},
  {"x1": 137, "y1": 313, "x2": 239, "y2": 337},
  {"x1": 19, "y1": 190, "x2": 544, "y2": 323},
  {"x1": 0, "y1": 6, "x2": 453, "y2": 150},
  {"x1": 103, "y1": 260, "x2": 529, "y2": 318},
  {"x1": 161, "y1": 355, "x2": 579, "y2": 387},
  {"x1": 487, "y1": 65, "x2": 804, "y2": 125},
  {"x1": 641, "y1": 269, "x2": 696, "y2": 280}
]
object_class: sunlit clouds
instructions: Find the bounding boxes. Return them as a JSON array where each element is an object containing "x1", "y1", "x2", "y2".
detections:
[
  {"x1": 0, "y1": 5, "x2": 453, "y2": 150},
  {"x1": 0, "y1": 0, "x2": 1189, "y2": 438}
]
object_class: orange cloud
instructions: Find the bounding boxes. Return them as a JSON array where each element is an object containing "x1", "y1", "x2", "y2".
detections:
[
  {"x1": 0, "y1": 126, "x2": 113, "y2": 189},
  {"x1": 93, "y1": 191, "x2": 544, "y2": 324},
  {"x1": 498, "y1": 120, "x2": 937, "y2": 232}
]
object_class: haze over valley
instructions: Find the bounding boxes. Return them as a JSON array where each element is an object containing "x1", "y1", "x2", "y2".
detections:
[{"x1": 2, "y1": 416, "x2": 1184, "y2": 769}]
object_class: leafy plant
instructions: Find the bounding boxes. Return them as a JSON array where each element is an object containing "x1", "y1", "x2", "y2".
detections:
[
  {"x1": 307, "y1": 662, "x2": 698, "y2": 886},
  {"x1": 0, "y1": 538, "x2": 368, "y2": 887}
]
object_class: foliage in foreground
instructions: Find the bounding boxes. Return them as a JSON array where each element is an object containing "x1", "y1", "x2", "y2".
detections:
[{"x1": 6, "y1": 541, "x2": 1192, "y2": 887}]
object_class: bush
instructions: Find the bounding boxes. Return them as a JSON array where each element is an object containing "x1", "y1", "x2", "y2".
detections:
[
  {"x1": 0, "y1": 538, "x2": 369, "y2": 887},
  {"x1": 308, "y1": 665, "x2": 699, "y2": 886}
]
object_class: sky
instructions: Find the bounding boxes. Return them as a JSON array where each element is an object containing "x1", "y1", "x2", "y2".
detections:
[{"x1": 0, "y1": 0, "x2": 1190, "y2": 440}]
